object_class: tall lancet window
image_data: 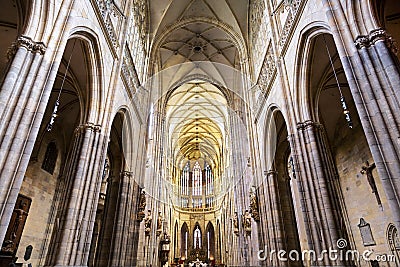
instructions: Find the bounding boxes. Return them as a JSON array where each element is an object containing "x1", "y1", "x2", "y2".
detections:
[
  {"x1": 192, "y1": 162, "x2": 202, "y2": 196},
  {"x1": 181, "y1": 223, "x2": 189, "y2": 259},
  {"x1": 181, "y1": 162, "x2": 190, "y2": 196},
  {"x1": 205, "y1": 163, "x2": 214, "y2": 207},
  {"x1": 205, "y1": 163, "x2": 213, "y2": 195},
  {"x1": 180, "y1": 162, "x2": 190, "y2": 207},
  {"x1": 194, "y1": 225, "x2": 202, "y2": 249}
]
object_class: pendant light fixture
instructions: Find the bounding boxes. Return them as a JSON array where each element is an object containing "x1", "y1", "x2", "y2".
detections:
[
  {"x1": 322, "y1": 35, "x2": 353, "y2": 128},
  {"x1": 47, "y1": 39, "x2": 77, "y2": 131}
]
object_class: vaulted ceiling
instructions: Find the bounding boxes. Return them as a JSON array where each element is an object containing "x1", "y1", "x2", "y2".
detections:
[
  {"x1": 166, "y1": 81, "x2": 228, "y2": 168},
  {"x1": 149, "y1": 0, "x2": 249, "y2": 171},
  {"x1": 149, "y1": 0, "x2": 249, "y2": 71}
]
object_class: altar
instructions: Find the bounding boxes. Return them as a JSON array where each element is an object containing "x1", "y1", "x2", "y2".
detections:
[{"x1": 188, "y1": 258, "x2": 208, "y2": 267}]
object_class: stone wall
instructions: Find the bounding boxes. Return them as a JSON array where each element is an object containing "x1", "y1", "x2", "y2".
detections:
[
  {"x1": 333, "y1": 119, "x2": 395, "y2": 265},
  {"x1": 16, "y1": 139, "x2": 62, "y2": 266}
]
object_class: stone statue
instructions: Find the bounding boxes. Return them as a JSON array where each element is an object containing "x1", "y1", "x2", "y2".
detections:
[
  {"x1": 232, "y1": 212, "x2": 239, "y2": 236},
  {"x1": 360, "y1": 161, "x2": 382, "y2": 207},
  {"x1": 244, "y1": 210, "x2": 252, "y2": 227},
  {"x1": 243, "y1": 210, "x2": 252, "y2": 236},
  {"x1": 138, "y1": 191, "x2": 146, "y2": 211},
  {"x1": 360, "y1": 161, "x2": 377, "y2": 193},
  {"x1": 144, "y1": 210, "x2": 152, "y2": 236},
  {"x1": 156, "y1": 211, "x2": 163, "y2": 236},
  {"x1": 136, "y1": 190, "x2": 146, "y2": 222},
  {"x1": 249, "y1": 189, "x2": 260, "y2": 221},
  {"x1": 157, "y1": 211, "x2": 163, "y2": 230}
]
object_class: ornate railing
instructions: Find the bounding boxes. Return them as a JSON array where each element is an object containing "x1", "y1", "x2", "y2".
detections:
[
  {"x1": 92, "y1": 0, "x2": 124, "y2": 54},
  {"x1": 175, "y1": 206, "x2": 216, "y2": 213}
]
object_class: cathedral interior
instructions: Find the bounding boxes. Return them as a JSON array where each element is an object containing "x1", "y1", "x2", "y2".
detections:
[{"x1": 0, "y1": 0, "x2": 400, "y2": 266}]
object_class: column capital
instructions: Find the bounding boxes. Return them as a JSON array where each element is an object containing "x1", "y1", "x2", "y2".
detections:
[
  {"x1": 355, "y1": 28, "x2": 398, "y2": 54},
  {"x1": 74, "y1": 122, "x2": 102, "y2": 135},
  {"x1": 7, "y1": 36, "x2": 47, "y2": 60},
  {"x1": 369, "y1": 28, "x2": 398, "y2": 55},
  {"x1": 264, "y1": 170, "x2": 277, "y2": 176},
  {"x1": 296, "y1": 120, "x2": 322, "y2": 130},
  {"x1": 354, "y1": 35, "x2": 370, "y2": 50},
  {"x1": 369, "y1": 28, "x2": 388, "y2": 44},
  {"x1": 120, "y1": 171, "x2": 133, "y2": 178}
]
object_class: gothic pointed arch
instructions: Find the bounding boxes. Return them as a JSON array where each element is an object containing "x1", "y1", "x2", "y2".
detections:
[
  {"x1": 4, "y1": 33, "x2": 98, "y2": 266},
  {"x1": 293, "y1": 23, "x2": 331, "y2": 122},
  {"x1": 368, "y1": 0, "x2": 400, "y2": 62},
  {"x1": 174, "y1": 221, "x2": 179, "y2": 259},
  {"x1": 90, "y1": 108, "x2": 136, "y2": 267},
  {"x1": 67, "y1": 29, "x2": 104, "y2": 124},
  {"x1": 206, "y1": 222, "x2": 215, "y2": 262},
  {"x1": 181, "y1": 222, "x2": 189, "y2": 260},
  {"x1": 387, "y1": 223, "x2": 400, "y2": 265},
  {"x1": 193, "y1": 222, "x2": 202, "y2": 249},
  {"x1": 0, "y1": 0, "x2": 34, "y2": 80},
  {"x1": 259, "y1": 106, "x2": 302, "y2": 267},
  {"x1": 294, "y1": 26, "x2": 392, "y2": 266}
]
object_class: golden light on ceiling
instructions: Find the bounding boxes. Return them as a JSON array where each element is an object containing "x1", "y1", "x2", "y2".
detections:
[{"x1": 166, "y1": 82, "x2": 227, "y2": 166}]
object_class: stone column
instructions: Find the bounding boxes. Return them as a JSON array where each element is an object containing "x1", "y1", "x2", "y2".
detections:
[
  {"x1": 292, "y1": 121, "x2": 346, "y2": 266},
  {"x1": 95, "y1": 173, "x2": 118, "y2": 267},
  {"x1": 126, "y1": 184, "x2": 141, "y2": 266},
  {"x1": 0, "y1": 36, "x2": 47, "y2": 245},
  {"x1": 323, "y1": 0, "x2": 400, "y2": 230},
  {"x1": 50, "y1": 123, "x2": 105, "y2": 267},
  {"x1": 264, "y1": 170, "x2": 286, "y2": 267},
  {"x1": 109, "y1": 171, "x2": 137, "y2": 266},
  {"x1": 353, "y1": 29, "x2": 400, "y2": 228}
]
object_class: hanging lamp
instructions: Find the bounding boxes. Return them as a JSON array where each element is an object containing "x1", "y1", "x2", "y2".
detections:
[
  {"x1": 47, "y1": 39, "x2": 77, "y2": 131},
  {"x1": 322, "y1": 35, "x2": 353, "y2": 128}
]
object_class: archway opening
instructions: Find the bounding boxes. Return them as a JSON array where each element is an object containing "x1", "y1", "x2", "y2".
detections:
[
  {"x1": 309, "y1": 32, "x2": 392, "y2": 260},
  {"x1": 272, "y1": 110, "x2": 303, "y2": 267},
  {"x1": 372, "y1": 0, "x2": 400, "y2": 62},
  {"x1": 0, "y1": 0, "x2": 31, "y2": 80},
  {"x1": 181, "y1": 223, "x2": 189, "y2": 261},
  {"x1": 0, "y1": 37, "x2": 90, "y2": 267},
  {"x1": 206, "y1": 222, "x2": 215, "y2": 263},
  {"x1": 90, "y1": 111, "x2": 127, "y2": 267}
]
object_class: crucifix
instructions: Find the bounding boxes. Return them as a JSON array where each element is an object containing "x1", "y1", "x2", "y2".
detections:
[{"x1": 360, "y1": 161, "x2": 382, "y2": 209}]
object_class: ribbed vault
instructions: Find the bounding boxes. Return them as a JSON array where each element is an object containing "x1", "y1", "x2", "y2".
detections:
[
  {"x1": 166, "y1": 81, "x2": 228, "y2": 170},
  {"x1": 149, "y1": 0, "x2": 248, "y2": 74},
  {"x1": 149, "y1": 0, "x2": 250, "y2": 211}
]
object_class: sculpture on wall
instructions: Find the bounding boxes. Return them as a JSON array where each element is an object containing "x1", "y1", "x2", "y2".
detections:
[
  {"x1": 137, "y1": 190, "x2": 146, "y2": 222},
  {"x1": 249, "y1": 189, "x2": 260, "y2": 221},
  {"x1": 144, "y1": 210, "x2": 152, "y2": 236},
  {"x1": 232, "y1": 212, "x2": 239, "y2": 236},
  {"x1": 194, "y1": 225, "x2": 201, "y2": 249},
  {"x1": 139, "y1": 190, "x2": 146, "y2": 210},
  {"x1": 1, "y1": 195, "x2": 31, "y2": 256},
  {"x1": 243, "y1": 210, "x2": 252, "y2": 236},
  {"x1": 157, "y1": 211, "x2": 163, "y2": 236},
  {"x1": 360, "y1": 161, "x2": 382, "y2": 208}
]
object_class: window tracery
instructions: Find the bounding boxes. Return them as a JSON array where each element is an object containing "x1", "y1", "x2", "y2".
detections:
[
  {"x1": 41, "y1": 141, "x2": 58, "y2": 174},
  {"x1": 181, "y1": 162, "x2": 190, "y2": 196},
  {"x1": 192, "y1": 162, "x2": 202, "y2": 196},
  {"x1": 194, "y1": 225, "x2": 201, "y2": 249}
]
